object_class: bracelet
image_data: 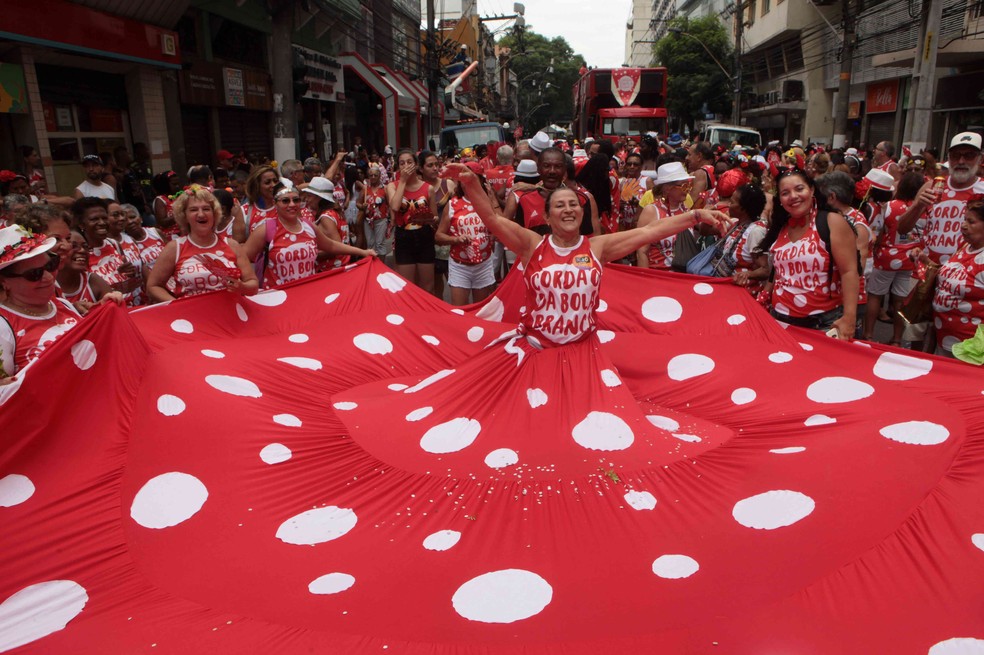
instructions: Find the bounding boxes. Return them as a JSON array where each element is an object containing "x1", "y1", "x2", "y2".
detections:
[{"x1": 692, "y1": 209, "x2": 699, "y2": 225}]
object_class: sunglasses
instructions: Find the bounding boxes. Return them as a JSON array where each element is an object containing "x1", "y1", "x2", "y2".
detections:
[
  {"x1": 278, "y1": 197, "x2": 303, "y2": 204},
  {"x1": 3, "y1": 254, "x2": 59, "y2": 282}
]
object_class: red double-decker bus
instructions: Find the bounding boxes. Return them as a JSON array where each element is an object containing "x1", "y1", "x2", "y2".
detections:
[{"x1": 573, "y1": 68, "x2": 669, "y2": 142}]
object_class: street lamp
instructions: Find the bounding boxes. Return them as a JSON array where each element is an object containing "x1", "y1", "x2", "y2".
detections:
[{"x1": 667, "y1": 27, "x2": 739, "y2": 124}]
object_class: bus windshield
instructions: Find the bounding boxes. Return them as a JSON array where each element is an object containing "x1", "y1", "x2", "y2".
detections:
[
  {"x1": 440, "y1": 125, "x2": 503, "y2": 151},
  {"x1": 602, "y1": 117, "x2": 667, "y2": 137}
]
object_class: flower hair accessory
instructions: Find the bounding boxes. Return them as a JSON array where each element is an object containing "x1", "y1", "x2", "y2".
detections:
[
  {"x1": 0, "y1": 227, "x2": 49, "y2": 267},
  {"x1": 0, "y1": 170, "x2": 21, "y2": 184}
]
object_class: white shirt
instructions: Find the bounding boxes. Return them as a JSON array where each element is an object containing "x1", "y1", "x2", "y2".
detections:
[{"x1": 75, "y1": 180, "x2": 117, "y2": 200}]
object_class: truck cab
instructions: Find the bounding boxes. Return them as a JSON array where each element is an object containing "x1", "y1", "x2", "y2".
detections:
[
  {"x1": 436, "y1": 122, "x2": 506, "y2": 155},
  {"x1": 697, "y1": 124, "x2": 763, "y2": 149}
]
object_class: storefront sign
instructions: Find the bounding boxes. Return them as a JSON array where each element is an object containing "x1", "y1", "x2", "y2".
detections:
[
  {"x1": 848, "y1": 102, "x2": 861, "y2": 119},
  {"x1": 865, "y1": 79, "x2": 899, "y2": 114},
  {"x1": 180, "y1": 62, "x2": 272, "y2": 111},
  {"x1": 293, "y1": 45, "x2": 345, "y2": 103},
  {"x1": 0, "y1": 64, "x2": 28, "y2": 114},
  {"x1": 224, "y1": 68, "x2": 245, "y2": 108}
]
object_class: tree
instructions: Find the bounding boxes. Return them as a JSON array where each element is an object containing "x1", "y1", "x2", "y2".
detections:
[
  {"x1": 497, "y1": 28, "x2": 586, "y2": 133},
  {"x1": 654, "y1": 16, "x2": 734, "y2": 135}
]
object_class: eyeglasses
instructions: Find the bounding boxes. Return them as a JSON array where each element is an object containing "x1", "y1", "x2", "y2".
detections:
[
  {"x1": 277, "y1": 197, "x2": 303, "y2": 205},
  {"x1": 2, "y1": 254, "x2": 59, "y2": 282}
]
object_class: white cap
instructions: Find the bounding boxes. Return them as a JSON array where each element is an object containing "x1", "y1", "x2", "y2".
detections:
[
  {"x1": 514, "y1": 159, "x2": 539, "y2": 179},
  {"x1": 864, "y1": 168, "x2": 895, "y2": 192},
  {"x1": 950, "y1": 132, "x2": 982, "y2": 152},
  {"x1": 652, "y1": 161, "x2": 694, "y2": 186},
  {"x1": 302, "y1": 176, "x2": 336, "y2": 202},
  {"x1": 529, "y1": 131, "x2": 552, "y2": 153}
]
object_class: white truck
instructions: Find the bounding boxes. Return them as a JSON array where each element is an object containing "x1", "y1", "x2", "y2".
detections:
[{"x1": 697, "y1": 124, "x2": 762, "y2": 149}]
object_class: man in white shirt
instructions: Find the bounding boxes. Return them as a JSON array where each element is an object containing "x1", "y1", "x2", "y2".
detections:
[{"x1": 73, "y1": 155, "x2": 117, "y2": 200}]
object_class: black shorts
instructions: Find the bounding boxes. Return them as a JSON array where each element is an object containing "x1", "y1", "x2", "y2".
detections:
[
  {"x1": 394, "y1": 225, "x2": 436, "y2": 265},
  {"x1": 434, "y1": 257, "x2": 448, "y2": 277}
]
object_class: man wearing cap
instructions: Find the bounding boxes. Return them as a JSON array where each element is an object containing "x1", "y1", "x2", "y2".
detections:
[
  {"x1": 872, "y1": 141, "x2": 902, "y2": 182},
  {"x1": 74, "y1": 155, "x2": 117, "y2": 201},
  {"x1": 528, "y1": 131, "x2": 552, "y2": 158},
  {"x1": 899, "y1": 132, "x2": 984, "y2": 264},
  {"x1": 216, "y1": 150, "x2": 236, "y2": 174}
]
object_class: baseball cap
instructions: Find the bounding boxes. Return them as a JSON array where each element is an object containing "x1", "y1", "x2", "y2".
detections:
[
  {"x1": 949, "y1": 132, "x2": 982, "y2": 152},
  {"x1": 81, "y1": 154, "x2": 102, "y2": 165}
]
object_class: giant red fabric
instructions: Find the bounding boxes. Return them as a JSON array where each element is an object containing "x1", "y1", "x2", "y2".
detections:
[{"x1": 2, "y1": 259, "x2": 984, "y2": 654}]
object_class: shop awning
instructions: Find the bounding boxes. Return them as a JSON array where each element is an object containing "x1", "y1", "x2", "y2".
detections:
[
  {"x1": 371, "y1": 64, "x2": 418, "y2": 114},
  {"x1": 2, "y1": 0, "x2": 181, "y2": 69},
  {"x1": 339, "y1": 52, "x2": 399, "y2": 150}
]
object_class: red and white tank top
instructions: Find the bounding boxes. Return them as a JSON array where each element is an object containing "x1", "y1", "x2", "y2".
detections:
[
  {"x1": 59, "y1": 273, "x2": 98, "y2": 305},
  {"x1": 0, "y1": 298, "x2": 81, "y2": 376},
  {"x1": 515, "y1": 189, "x2": 548, "y2": 233},
  {"x1": 316, "y1": 210, "x2": 349, "y2": 269},
  {"x1": 842, "y1": 207, "x2": 870, "y2": 304},
  {"x1": 933, "y1": 244, "x2": 984, "y2": 351},
  {"x1": 448, "y1": 197, "x2": 493, "y2": 265},
  {"x1": 244, "y1": 201, "x2": 278, "y2": 232},
  {"x1": 171, "y1": 235, "x2": 239, "y2": 298},
  {"x1": 873, "y1": 200, "x2": 920, "y2": 272},
  {"x1": 520, "y1": 235, "x2": 602, "y2": 346},
  {"x1": 131, "y1": 227, "x2": 166, "y2": 269},
  {"x1": 922, "y1": 177, "x2": 984, "y2": 264},
  {"x1": 263, "y1": 219, "x2": 320, "y2": 288},
  {"x1": 770, "y1": 220, "x2": 841, "y2": 318},
  {"x1": 645, "y1": 200, "x2": 683, "y2": 271},
  {"x1": 364, "y1": 186, "x2": 388, "y2": 222},
  {"x1": 394, "y1": 183, "x2": 432, "y2": 229}
]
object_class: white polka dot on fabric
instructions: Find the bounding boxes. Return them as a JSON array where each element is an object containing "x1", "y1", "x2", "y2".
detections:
[
  {"x1": 406, "y1": 407, "x2": 433, "y2": 422},
  {"x1": 405, "y1": 369, "x2": 455, "y2": 393},
  {"x1": 332, "y1": 402, "x2": 358, "y2": 411},
  {"x1": 260, "y1": 443, "x2": 292, "y2": 464},
  {"x1": 423, "y1": 530, "x2": 461, "y2": 551},
  {"x1": 646, "y1": 415, "x2": 680, "y2": 431},
  {"x1": 157, "y1": 394, "x2": 186, "y2": 416},
  {"x1": 667, "y1": 354, "x2": 715, "y2": 381},
  {"x1": 928, "y1": 638, "x2": 984, "y2": 655},
  {"x1": 420, "y1": 418, "x2": 482, "y2": 454},
  {"x1": 597, "y1": 329, "x2": 615, "y2": 343},
  {"x1": 0, "y1": 474, "x2": 35, "y2": 507},
  {"x1": 872, "y1": 351, "x2": 933, "y2": 381},
  {"x1": 324, "y1": 292, "x2": 340, "y2": 304},
  {"x1": 732, "y1": 490, "x2": 815, "y2": 530},
  {"x1": 799, "y1": 342, "x2": 814, "y2": 351},
  {"x1": 672, "y1": 433, "x2": 702, "y2": 443},
  {"x1": 731, "y1": 388, "x2": 756, "y2": 405},
  {"x1": 170, "y1": 319, "x2": 194, "y2": 334},
  {"x1": 651, "y1": 554, "x2": 699, "y2": 579},
  {"x1": 768, "y1": 351, "x2": 793, "y2": 363},
  {"x1": 485, "y1": 448, "x2": 519, "y2": 469},
  {"x1": 572, "y1": 411, "x2": 634, "y2": 451},
  {"x1": 0, "y1": 580, "x2": 88, "y2": 651},
  {"x1": 388, "y1": 383, "x2": 409, "y2": 391},
  {"x1": 276, "y1": 356, "x2": 323, "y2": 370},
  {"x1": 641, "y1": 296, "x2": 683, "y2": 323},
  {"x1": 376, "y1": 273, "x2": 408, "y2": 292},
  {"x1": 727, "y1": 314, "x2": 746, "y2": 325},
  {"x1": 236, "y1": 304, "x2": 248, "y2": 322},
  {"x1": 288, "y1": 333, "x2": 309, "y2": 343},
  {"x1": 597, "y1": 299, "x2": 608, "y2": 312},
  {"x1": 452, "y1": 569, "x2": 552, "y2": 624},
  {"x1": 201, "y1": 349, "x2": 225, "y2": 359},
  {"x1": 805, "y1": 414, "x2": 836, "y2": 426},
  {"x1": 600, "y1": 369, "x2": 622, "y2": 387},
  {"x1": 624, "y1": 490, "x2": 657, "y2": 511},
  {"x1": 793, "y1": 294, "x2": 808, "y2": 308},
  {"x1": 972, "y1": 534, "x2": 984, "y2": 552},
  {"x1": 421, "y1": 335, "x2": 440, "y2": 346},
  {"x1": 879, "y1": 421, "x2": 950, "y2": 446},
  {"x1": 806, "y1": 377, "x2": 874, "y2": 403},
  {"x1": 451, "y1": 308, "x2": 466, "y2": 316},
  {"x1": 474, "y1": 296, "x2": 505, "y2": 322},
  {"x1": 308, "y1": 573, "x2": 355, "y2": 595},
  {"x1": 130, "y1": 472, "x2": 208, "y2": 529},
  {"x1": 276, "y1": 506, "x2": 357, "y2": 545},
  {"x1": 273, "y1": 414, "x2": 302, "y2": 427},
  {"x1": 467, "y1": 326, "x2": 485, "y2": 342},
  {"x1": 353, "y1": 333, "x2": 393, "y2": 355},
  {"x1": 770, "y1": 447, "x2": 806, "y2": 454},
  {"x1": 205, "y1": 375, "x2": 262, "y2": 398},
  {"x1": 70, "y1": 340, "x2": 97, "y2": 370},
  {"x1": 246, "y1": 289, "x2": 287, "y2": 306},
  {"x1": 526, "y1": 388, "x2": 548, "y2": 408},
  {"x1": 942, "y1": 335, "x2": 960, "y2": 351},
  {"x1": 386, "y1": 314, "x2": 405, "y2": 325},
  {"x1": 693, "y1": 282, "x2": 713, "y2": 295}
]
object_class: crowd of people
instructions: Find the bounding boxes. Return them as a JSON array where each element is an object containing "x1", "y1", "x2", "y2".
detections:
[{"x1": 1, "y1": 125, "x2": 982, "y2": 380}]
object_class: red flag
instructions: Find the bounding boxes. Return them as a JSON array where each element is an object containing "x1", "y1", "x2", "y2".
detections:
[{"x1": 611, "y1": 68, "x2": 642, "y2": 107}]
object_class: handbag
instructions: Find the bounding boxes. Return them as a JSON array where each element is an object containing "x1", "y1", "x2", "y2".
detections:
[
  {"x1": 671, "y1": 227, "x2": 702, "y2": 272},
  {"x1": 898, "y1": 262, "x2": 939, "y2": 324},
  {"x1": 686, "y1": 222, "x2": 746, "y2": 277},
  {"x1": 685, "y1": 239, "x2": 719, "y2": 276}
]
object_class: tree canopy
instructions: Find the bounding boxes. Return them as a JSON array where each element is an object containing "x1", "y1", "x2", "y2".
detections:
[
  {"x1": 654, "y1": 16, "x2": 734, "y2": 134},
  {"x1": 497, "y1": 28, "x2": 586, "y2": 132}
]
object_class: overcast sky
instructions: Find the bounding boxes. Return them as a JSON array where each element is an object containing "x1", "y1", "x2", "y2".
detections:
[{"x1": 477, "y1": 0, "x2": 633, "y2": 68}]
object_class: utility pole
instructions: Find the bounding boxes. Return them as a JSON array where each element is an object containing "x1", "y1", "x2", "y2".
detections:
[
  {"x1": 426, "y1": 0, "x2": 438, "y2": 140},
  {"x1": 902, "y1": 0, "x2": 942, "y2": 152},
  {"x1": 733, "y1": 0, "x2": 743, "y2": 125},
  {"x1": 271, "y1": 4, "x2": 296, "y2": 164},
  {"x1": 831, "y1": 0, "x2": 855, "y2": 149}
]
